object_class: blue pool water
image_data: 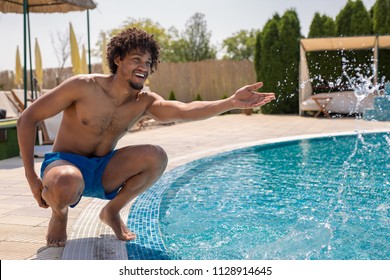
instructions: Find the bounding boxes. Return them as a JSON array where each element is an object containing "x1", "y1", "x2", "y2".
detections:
[{"x1": 127, "y1": 132, "x2": 390, "y2": 260}]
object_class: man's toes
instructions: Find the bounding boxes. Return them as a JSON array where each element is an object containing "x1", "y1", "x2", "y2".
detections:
[
  {"x1": 47, "y1": 240, "x2": 66, "y2": 247},
  {"x1": 126, "y1": 232, "x2": 136, "y2": 240}
]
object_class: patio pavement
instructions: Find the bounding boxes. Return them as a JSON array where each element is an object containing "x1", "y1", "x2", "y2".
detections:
[{"x1": 1, "y1": 114, "x2": 389, "y2": 260}]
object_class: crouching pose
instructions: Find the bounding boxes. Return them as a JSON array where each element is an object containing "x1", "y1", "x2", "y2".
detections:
[{"x1": 17, "y1": 27, "x2": 275, "y2": 247}]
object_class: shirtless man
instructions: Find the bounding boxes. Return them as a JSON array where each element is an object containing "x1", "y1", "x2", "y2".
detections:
[{"x1": 17, "y1": 28, "x2": 275, "y2": 247}]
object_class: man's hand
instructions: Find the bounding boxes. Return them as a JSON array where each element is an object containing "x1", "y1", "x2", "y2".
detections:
[
  {"x1": 28, "y1": 176, "x2": 49, "y2": 208},
  {"x1": 231, "y1": 82, "x2": 275, "y2": 109}
]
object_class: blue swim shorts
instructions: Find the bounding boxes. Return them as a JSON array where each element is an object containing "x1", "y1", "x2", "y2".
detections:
[{"x1": 40, "y1": 151, "x2": 120, "y2": 208}]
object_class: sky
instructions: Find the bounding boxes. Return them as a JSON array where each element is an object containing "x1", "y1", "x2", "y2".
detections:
[{"x1": 0, "y1": 0, "x2": 378, "y2": 72}]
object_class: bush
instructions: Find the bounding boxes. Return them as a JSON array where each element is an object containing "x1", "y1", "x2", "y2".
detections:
[
  {"x1": 194, "y1": 93, "x2": 203, "y2": 101},
  {"x1": 168, "y1": 90, "x2": 176, "y2": 100},
  {"x1": 255, "y1": 10, "x2": 301, "y2": 114}
]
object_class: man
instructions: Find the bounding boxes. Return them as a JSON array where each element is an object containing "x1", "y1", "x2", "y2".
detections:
[{"x1": 17, "y1": 28, "x2": 275, "y2": 247}]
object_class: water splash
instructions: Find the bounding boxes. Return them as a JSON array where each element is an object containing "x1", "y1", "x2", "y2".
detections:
[
  {"x1": 328, "y1": 50, "x2": 388, "y2": 230},
  {"x1": 340, "y1": 53, "x2": 381, "y2": 107}
]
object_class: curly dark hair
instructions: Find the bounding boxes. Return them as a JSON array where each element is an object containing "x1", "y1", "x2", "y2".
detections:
[{"x1": 106, "y1": 27, "x2": 160, "y2": 74}]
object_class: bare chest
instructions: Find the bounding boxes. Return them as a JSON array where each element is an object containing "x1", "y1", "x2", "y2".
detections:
[{"x1": 72, "y1": 98, "x2": 144, "y2": 136}]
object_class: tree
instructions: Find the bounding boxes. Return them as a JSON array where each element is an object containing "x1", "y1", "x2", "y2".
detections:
[
  {"x1": 336, "y1": 0, "x2": 372, "y2": 36},
  {"x1": 160, "y1": 13, "x2": 216, "y2": 62},
  {"x1": 277, "y1": 9, "x2": 301, "y2": 113},
  {"x1": 336, "y1": 0, "x2": 373, "y2": 87},
  {"x1": 221, "y1": 29, "x2": 258, "y2": 61},
  {"x1": 257, "y1": 14, "x2": 281, "y2": 104},
  {"x1": 372, "y1": 0, "x2": 390, "y2": 34},
  {"x1": 372, "y1": 0, "x2": 390, "y2": 82},
  {"x1": 50, "y1": 28, "x2": 71, "y2": 83},
  {"x1": 308, "y1": 13, "x2": 336, "y2": 37},
  {"x1": 108, "y1": 17, "x2": 172, "y2": 62},
  {"x1": 103, "y1": 14, "x2": 216, "y2": 63},
  {"x1": 254, "y1": 31, "x2": 262, "y2": 80},
  {"x1": 256, "y1": 11, "x2": 301, "y2": 114},
  {"x1": 307, "y1": 13, "x2": 340, "y2": 92},
  {"x1": 163, "y1": 26, "x2": 188, "y2": 62},
  {"x1": 181, "y1": 12, "x2": 216, "y2": 61}
]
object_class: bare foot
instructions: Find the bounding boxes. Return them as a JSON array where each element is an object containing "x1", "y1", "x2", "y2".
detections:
[
  {"x1": 99, "y1": 207, "x2": 136, "y2": 241},
  {"x1": 46, "y1": 209, "x2": 68, "y2": 247}
]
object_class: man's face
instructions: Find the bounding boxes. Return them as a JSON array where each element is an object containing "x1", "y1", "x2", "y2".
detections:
[{"x1": 116, "y1": 49, "x2": 152, "y2": 90}]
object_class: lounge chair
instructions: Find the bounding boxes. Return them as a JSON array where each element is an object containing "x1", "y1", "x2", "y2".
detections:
[
  {"x1": 34, "y1": 112, "x2": 63, "y2": 157},
  {"x1": 38, "y1": 112, "x2": 62, "y2": 145},
  {"x1": 300, "y1": 91, "x2": 375, "y2": 116},
  {"x1": 0, "y1": 91, "x2": 21, "y2": 118},
  {"x1": 11, "y1": 89, "x2": 36, "y2": 109}
]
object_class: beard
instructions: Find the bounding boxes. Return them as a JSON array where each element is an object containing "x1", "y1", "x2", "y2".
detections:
[{"x1": 128, "y1": 80, "x2": 144, "y2": 90}]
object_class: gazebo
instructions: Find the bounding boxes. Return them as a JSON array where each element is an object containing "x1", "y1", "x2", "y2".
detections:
[{"x1": 299, "y1": 35, "x2": 390, "y2": 116}]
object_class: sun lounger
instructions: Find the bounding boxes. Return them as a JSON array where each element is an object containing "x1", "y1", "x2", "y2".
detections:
[
  {"x1": 34, "y1": 112, "x2": 62, "y2": 157},
  {"x1": 38, "y1": 112, "x2": 62, "y2": 145},
  {"x1": 300, "y1": 91, "x2": 375, "y2": 116},
  {"x1": 0, "y1": 91, "x2": 21, "y2": 118}
]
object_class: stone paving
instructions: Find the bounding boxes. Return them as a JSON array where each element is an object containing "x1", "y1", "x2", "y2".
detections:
[{"x1": 1, "y1": 114, "x2": 389, "y2": 259}]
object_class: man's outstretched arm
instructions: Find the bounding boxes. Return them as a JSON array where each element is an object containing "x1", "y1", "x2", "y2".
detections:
[{"x1": 146, "y1": 82, "x2": 275, "y2": 123}]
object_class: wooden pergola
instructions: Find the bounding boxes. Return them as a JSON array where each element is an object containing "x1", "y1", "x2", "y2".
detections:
[{"x1": 299, "y1": 35, "x2": 390, "y2": 115}]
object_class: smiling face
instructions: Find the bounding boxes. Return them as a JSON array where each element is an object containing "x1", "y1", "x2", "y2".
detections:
[
  {"x1": 106, "y1": 28, "x2": 160, "y2": 76},
  {"x1": 115, "y1": 49, "x2": 152, "y2": 90}
]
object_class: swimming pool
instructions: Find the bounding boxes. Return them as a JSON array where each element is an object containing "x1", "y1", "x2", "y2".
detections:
[{"x1": 127, "y1": 132, "x2": 390, "y2": 260}]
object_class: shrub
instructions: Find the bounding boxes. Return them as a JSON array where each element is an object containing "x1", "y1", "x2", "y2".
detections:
[
  {"x1": 194, "y1": 93, "x2": 203, "y2": 101},
  {"x1": 168, "y1": 90, "x2": 176, "y2": 100}
]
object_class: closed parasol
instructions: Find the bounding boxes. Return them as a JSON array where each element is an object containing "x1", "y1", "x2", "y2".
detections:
[
  {"x1": 101, "y1": 32, "x2": 110, "y2": 74},
  {"x1": 81, "y1": 44, "x2": 88, "y2": 74},
  {"x1": 69, "y1": 22, "x2": 81, "y2": 75},
  {"x1": 34, "y1": 37, "x2": 43, "y2": 90},
  {"x1": 14, "y1": 46, "x2": 23, "y2": 88}
]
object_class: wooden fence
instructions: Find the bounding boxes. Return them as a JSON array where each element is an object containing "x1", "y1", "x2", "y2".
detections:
[{"x1": 150, "y1": 60, "x2": 256, "y2": 101}]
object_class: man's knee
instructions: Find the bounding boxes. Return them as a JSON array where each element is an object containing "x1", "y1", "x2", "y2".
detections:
[
  {"x1": 152, "y1": 145, "x2": 168, "y2": 164},
  {"x1": 43, "y1": 165, "x2": 84, "y2": 206},
  {"x1": 143, "y1": 144, "x2": 168, "y2": 171}
]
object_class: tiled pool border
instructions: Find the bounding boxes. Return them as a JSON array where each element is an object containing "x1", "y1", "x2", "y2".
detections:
[
  {"x1": 126, "y1": 162, "x2": 196, "y2": 260},
  {"x1": 127, "y1": 152, "x2": 230, "y2": 260}
]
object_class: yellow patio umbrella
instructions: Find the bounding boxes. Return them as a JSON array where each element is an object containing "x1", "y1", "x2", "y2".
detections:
[
  {"x1": 101, "y1": 33, "x2": 110, "y2": 74},
  {"x1": 70, "y1": 22, "x2": 81, "y2": 75},
  {"x1": 81, "y1": 44, "x2": 88, "y2": 74},
  {"x1": 34, "y1": 38, "x2": 43, "y2": 90},
  {"x1": 14, "y1": 46, "x2": 23, "y2": 88}
]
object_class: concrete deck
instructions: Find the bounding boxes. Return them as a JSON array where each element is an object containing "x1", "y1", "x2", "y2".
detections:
[{"x1": 1, "y1": 114, "x2": 389, "y2": 260}]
